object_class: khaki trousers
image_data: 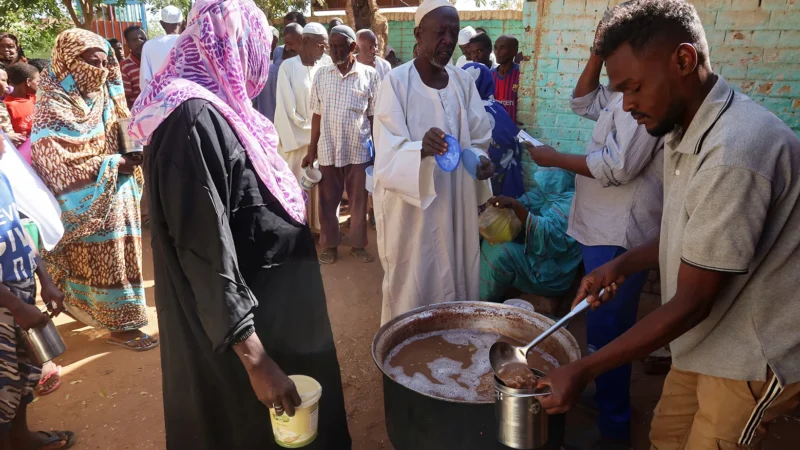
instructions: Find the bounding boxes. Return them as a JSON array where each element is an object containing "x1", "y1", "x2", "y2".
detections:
[
  {"x1": 650, "y1": 366, "x2": 800, "y2": 450},
  {"x1": 318, "y1": 162, "x2": 369, "y2": 249}
]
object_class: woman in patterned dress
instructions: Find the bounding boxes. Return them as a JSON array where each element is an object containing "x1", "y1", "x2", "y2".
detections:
[{"x1": 30, "y1": 29, "x2": 156, "y2": 351}]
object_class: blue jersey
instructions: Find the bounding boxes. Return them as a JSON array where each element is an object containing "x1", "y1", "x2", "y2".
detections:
[{"x1": 0, "y1": 172, "x2": 36, "y2": 282}]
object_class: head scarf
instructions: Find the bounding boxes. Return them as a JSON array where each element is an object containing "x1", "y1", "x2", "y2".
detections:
[
  {"x1": 130, "y1": 0, "x2": 305, "y2": 223},
  {"x1": 463, "y1": 62, "x2": 523, "y2": 197},
  {"x1": 32, "y1": 28, "x2": 129, "y2": 196}
]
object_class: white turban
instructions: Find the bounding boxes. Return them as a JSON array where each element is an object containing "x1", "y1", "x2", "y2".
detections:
[
  {"x1": 303, "y1": 22, "x2": 328, "y2": 36},
  {"x1": 415, "y1": 0, "x2": 457, "y2": 26},
  {"x1": 458, "y1": 26, "x2": 477, "y2": 46}
]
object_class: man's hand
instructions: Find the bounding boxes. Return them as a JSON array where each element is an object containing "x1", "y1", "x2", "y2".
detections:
[
  {"x1": 40, "y1": 281, "x2": 65, "y2": 317},
  {"x1": 476, "y1": 156, "x2": 495, "y2": 181},
  {"x1": 234, "y1": 332, "x2": 302, "y2": 416},
  {"x1": 573, "y1": 258, "x2": 625, "y2": 310},
  {"x1": 537, "y1": 360, "x2": 593, "y2": 415},
  {"x1": 10, "y1": 301, "x2": 49, "y2": 330},
  {"x1": 525, "y1": 143, "x2": 559, "y2": 167},
  {"x1": 421, "y1": 128, "x2": 447, "y2": 158},
  {"x1": 118, "y1": 154, "x2": 142, "y2": 174},
  {"x1": 301, "y1": 148, "x2": 317, "y2": 169}
]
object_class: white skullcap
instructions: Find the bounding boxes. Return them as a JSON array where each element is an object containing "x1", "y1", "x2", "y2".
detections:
[
  {"x1": 160, "y1": 5, "x2": 183, "y2": 24},
  {"x1": 458, "y1": 26, "x2": 477, "y2": 46},
  {"x1": 414, "y1": 0, "x2": 456, "y2": 26},
  {"x1": 303, "y1": 22, "x2": 328, "y2": 36}
]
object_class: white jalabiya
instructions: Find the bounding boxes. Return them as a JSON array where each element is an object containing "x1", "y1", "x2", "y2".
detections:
[
  {"x1": 374, "y1": 62, "x2": 492, "y2": 325},
  {"x1": 274, "y1": 54, "x2": 332, "y2": 232}
]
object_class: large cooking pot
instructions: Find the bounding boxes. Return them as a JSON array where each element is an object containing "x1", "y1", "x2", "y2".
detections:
[{"x1": 372, "y1": 302, "x2": 581, "y2": 450}]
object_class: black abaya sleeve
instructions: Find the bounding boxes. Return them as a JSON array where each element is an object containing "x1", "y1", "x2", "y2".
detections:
[{"x1": 147, "y1": 100, "x2": 256, "y2": 353}]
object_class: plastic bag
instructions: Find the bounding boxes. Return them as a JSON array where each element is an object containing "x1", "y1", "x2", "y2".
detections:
[{"x1": 479, "y1": 205, "x2": 522, "y2": 245}]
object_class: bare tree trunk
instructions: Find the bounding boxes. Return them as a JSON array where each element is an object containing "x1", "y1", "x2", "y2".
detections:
[
  {"x1": 345, "y1": 0, "x2": 389, "y2": 57},
  {"x1": 62, "y1": 0, "x2": 95, "y2": 29}
]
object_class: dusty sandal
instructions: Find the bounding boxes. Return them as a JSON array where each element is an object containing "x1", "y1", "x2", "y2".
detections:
[
  {"x1": 350, "y1": 248, "x2": 374, "y2": 263},
  {"x1": 106, "y1": 334, "x2": 159, "y2": 352},
  {"x1": 35, "y1": 365, "x2": 62, "y2": 396},
  {"x1": 318, "y1": 249, "x2": 338, "y2": 265},
  {"x1": 34, "y1": 430, "x2": 76, "y2": 449}
]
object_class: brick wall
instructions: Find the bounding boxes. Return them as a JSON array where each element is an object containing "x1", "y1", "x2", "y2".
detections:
[
  {"x1": 384, "y1": 10, "x2": 525, "y2": 63},
  {"x1": 519, "y1": 0, "x2": 800, "y2": 165}
]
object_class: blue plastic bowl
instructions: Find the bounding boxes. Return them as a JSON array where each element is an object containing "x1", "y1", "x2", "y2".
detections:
[
  {"x1": 435, "y1": 134, "x2": 462, "y2": 172},
  {"x1": 462, "y1": 148, "x2": 480, "y2": 179}
]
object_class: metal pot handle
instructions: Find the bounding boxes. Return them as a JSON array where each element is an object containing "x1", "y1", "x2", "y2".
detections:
[{"x1": 495, "y1": 385, "x2": 552, "y2": 400}]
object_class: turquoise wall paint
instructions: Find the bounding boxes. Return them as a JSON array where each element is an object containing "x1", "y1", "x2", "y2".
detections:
[
  {"x1": 519, "y1": 0, "x2": 800, "y2": 163},
  {"x1": 386, "y1": 19, "x2": 525, "y2": 63}
]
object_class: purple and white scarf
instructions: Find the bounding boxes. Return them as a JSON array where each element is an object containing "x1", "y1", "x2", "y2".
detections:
[{"x1": 129, "y1": 0, "x2": 305, "y2": 223}]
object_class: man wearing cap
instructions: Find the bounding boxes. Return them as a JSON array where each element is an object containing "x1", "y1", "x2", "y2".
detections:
[
  {"x1": 273, "y1": 11, "x2": 307, "y2": 64},
  {"x1": 140, "y1": 5, "x2": 184, "y2": 89},
  {"x1": 373, "y1": 0, "x2": 495, "y2": 323},
  {"x1": 456, "y1": 26, "x2": 497, "y2": 68},
  {"x1": 274, "y1": 22, "x2": 331, "y2": 234},
  {"x1": 255, "y1": 23, "x2": 303, "y2": 122},
  {"x1": 356, "y1": 29, "x2": 391, "y2": 80},
  {"x1": 303, "y1": 25, "x2": 380, "y2": 265}
]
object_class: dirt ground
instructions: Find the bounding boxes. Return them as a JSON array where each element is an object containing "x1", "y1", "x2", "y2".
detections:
[{"x1": 28, "y1": 227, "x2": 799, "y2": 449}]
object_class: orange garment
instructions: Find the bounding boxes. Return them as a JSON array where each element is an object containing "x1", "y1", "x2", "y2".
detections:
[{"x1": 2, "y1": 94, "x2": 35, "y2": 136}]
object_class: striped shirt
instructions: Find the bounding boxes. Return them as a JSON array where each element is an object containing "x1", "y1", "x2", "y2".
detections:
[
  {"x1": 119, "y1": 55, "x2": 141, "y2": 109},
  {"x1": 310, "y1": 61, "x2": 380, "y2": 167},
  {"x1": 491, "y1": 64, "x2": 520, "y2": 123}
]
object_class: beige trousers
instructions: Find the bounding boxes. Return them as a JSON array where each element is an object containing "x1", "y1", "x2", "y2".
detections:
[{"x1": 650, "y1": 366, "x2": 800, "y2": 450}]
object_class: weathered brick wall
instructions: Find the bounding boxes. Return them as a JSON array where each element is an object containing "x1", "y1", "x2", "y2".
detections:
[
  {"x1": 519, "y1": 0, "x2": 800, "y2": 162},
  {"x1": 385, "y1": 10, "x2": 525, "y2": 63}
]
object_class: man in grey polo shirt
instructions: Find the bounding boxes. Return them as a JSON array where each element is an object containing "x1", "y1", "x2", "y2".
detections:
[
  {"x1": 536, "y1": 1, "x2": 800, "y2": 449},
  {"x1": 526, "y1": 14, "x2": 663, "y2": 448}
]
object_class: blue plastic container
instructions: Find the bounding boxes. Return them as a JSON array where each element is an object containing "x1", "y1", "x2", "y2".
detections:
[
  {"x1": 435, "y1": 134, "x2": 461, "y2": 172},
  {"x1": 462, "y1": 148, "x2": 480, "y2": 179}
]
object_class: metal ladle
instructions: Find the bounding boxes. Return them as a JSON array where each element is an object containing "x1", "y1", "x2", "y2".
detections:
[{"x1": 490, "y1": 289, "x2": 604, "y2": 380}]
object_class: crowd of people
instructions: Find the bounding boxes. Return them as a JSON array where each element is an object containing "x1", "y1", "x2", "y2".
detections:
[{"x1": 0, "y1": 0, "x2": 798, "y2": 448}]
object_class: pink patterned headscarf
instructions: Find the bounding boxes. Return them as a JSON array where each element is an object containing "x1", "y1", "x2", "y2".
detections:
[{"x1": 129, "y1": 0, "x2": 305, "y2": 223}]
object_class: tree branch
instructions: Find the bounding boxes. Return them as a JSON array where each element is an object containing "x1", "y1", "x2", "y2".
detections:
[{"x1": 62, "y1": 0, "x2": 83, "y2": 28}]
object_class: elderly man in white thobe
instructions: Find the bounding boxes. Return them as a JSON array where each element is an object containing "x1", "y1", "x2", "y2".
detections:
[
  {"x1": 374, "y1": 0, "x2": 495, "y2": 324},
  {"x1": 274, "y1": 22, "x2": 332, "y2": 233}
]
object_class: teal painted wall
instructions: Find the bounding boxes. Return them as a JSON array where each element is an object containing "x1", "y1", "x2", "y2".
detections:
[
  {"x1": 386, "y1": 18, "x2": 525, "y2": 63},
  {"x1": 519, "y1": 0, "x2": 800, "y2": 162}
]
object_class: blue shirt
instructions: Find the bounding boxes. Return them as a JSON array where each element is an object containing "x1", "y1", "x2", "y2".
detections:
[{"x1": 0, "y1": 172, "x2": 36, "y2": 282}]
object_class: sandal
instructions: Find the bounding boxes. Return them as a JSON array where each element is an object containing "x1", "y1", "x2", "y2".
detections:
[
  {"x1": 350, "y1": 248, "x2": 375, "y2": 263},
  {"x1": 34, "y1": 430, "x2": 76, "y2": 449},
  {"x1": 106, "y1": 334, "x2": 159, "y2": 352},
  {"x1": 318, "y1": 248, "x2": 338, "y2": 265},
  {"x1": 36, "y1": 365, "x2": 62, "y2": 396}
]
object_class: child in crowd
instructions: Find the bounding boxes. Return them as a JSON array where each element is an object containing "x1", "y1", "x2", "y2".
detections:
[
  {"x1": 0, "y1": 137, "x2": 75, "y2": 448},
  {"x1": 0, "y1": 67, "x2": 23, "y2": 146},
  {"x1": 2, "y1": 63, "x2": 38, "y2": 144}
]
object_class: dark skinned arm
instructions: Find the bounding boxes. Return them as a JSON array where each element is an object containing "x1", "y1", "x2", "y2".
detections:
[
  {"x1": 302, "y1": 113, "x2": 322, "y2": 168},
  {"x1": 539, "y1": 250, "x2": 728, "y2": 414},
  {"x1": 525, "y1": 143, "x2": 594, "y2": 179},
  {"x1": 573, "y1": 53, "x2": 604, "y2": 99}
]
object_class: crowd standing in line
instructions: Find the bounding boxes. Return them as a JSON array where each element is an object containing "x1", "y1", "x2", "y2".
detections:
[{"x1": 0, "y1": 0, "x2": 797, "y2": 449}]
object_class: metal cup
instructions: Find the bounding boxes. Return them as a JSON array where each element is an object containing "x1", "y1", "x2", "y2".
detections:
[
  {"x1": 117, "y1": 117, "x2": 143, "y2": 162},
  {"x1": 494, "y1": 370, "x2": 549, "y2": 450},
  {"x1": 20, "y1": 318, "x2": 66, "y2": 366}
]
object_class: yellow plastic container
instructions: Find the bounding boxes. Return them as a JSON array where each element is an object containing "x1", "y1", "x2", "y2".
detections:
[{"x1": 269, "y1": 375, "x2": 322, "y2": 448}]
